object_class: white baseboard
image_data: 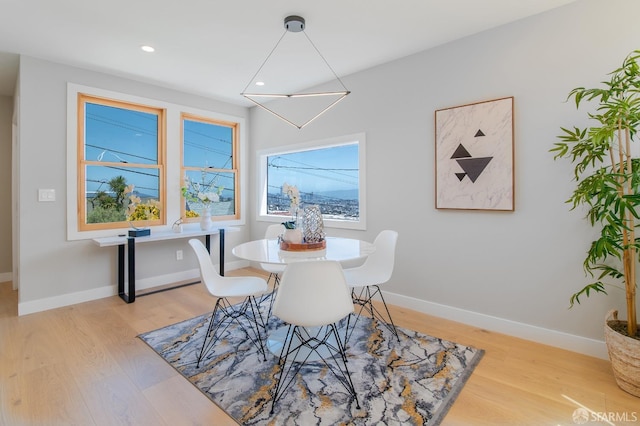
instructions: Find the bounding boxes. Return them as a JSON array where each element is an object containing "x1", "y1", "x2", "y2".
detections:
[
  {"x1": 382, "y1": 291, "x2": 609, "y2": 360},
  {"x1": 17, "y1": 261, "x2": 246, "y2": 316},
  {"x1": 18, "y1": 284, "x2": 117, "y2": 316},
  {"x1": 0, "y1": 272, "x2": 12, "y2": 283},
  {"x1": 17, "y1": 264, "x2": 607, "y2": 360},
  {"x1": 134, "y1": 268, "x2": 200, "y2": 292}
]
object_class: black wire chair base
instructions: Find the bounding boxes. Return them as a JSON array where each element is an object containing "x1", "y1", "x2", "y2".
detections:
[
  {"x1": 196, "y1": 295, "x2": 267, "y2": 367},
  {"x1": 270, "y1": 323, "x2": 360, "y2": 414},
  {"x1": 345, "y1": 285, "x2": 400, "y2": 346},
  {"x1": 258, "y1": 273, "x2": 280, "y2": 323}
]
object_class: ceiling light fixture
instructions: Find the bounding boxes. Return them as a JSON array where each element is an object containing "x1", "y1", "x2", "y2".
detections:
[
  {"x1": 241, "y1": 15, "x2": 350, "y2": 130},
  {"x1": 141, "y1": 45, "x2": 155, "y2": 53}
]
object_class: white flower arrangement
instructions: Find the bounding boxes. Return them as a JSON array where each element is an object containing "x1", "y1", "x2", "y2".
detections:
[
  {"x1": 282, "y1": 183, "x2": 300, "y2": 229},
  {"x1": 282, "y1": 183, "x2": 300, "y2": 214},
  {"x1": 181, "y1": 171, "x2": 223, "y2": 207}
]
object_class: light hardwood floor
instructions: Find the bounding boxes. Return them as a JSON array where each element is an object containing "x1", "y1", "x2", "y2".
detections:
[{"x1": 1, "y1": 270, "x2": 638, "y2": 426}]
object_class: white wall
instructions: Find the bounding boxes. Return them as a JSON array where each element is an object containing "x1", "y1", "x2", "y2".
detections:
[
  {"x1": 12, "y1": 0, "x2": 640, "y2": 358},
  {"x1": 248, "y1": 0, "x2": 640, "y2": 357},
  {"x1": 16, "y1": 56, "x2": 251, "y2": 313},
  {"x1": 0, "y1": 95, "x2": 12, "y2": 280}
]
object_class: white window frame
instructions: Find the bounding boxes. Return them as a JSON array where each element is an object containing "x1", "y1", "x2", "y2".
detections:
[{"x1": 257, "y1": 133, "x2": 366, "y2": 230}]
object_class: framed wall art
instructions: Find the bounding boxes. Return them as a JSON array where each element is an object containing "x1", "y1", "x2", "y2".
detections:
[{"x1": 435, "y1": 96, "x2": 514, "y2": 211}]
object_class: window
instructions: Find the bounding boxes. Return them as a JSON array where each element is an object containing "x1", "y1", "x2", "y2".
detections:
[
  {"x1": 181, "y1": 113, "x2": 239, "y2": 222},
  {"x1": 258, "y1": 133, "x2": 366, "y2": 230},
  {"x1": 77, "y1": 94, "x2": 165, "y2": 231},
  {"x1": 68, "y1": 84, "x2": 247, "y2": 240}
]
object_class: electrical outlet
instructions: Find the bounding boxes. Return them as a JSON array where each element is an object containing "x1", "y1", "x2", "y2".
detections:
[
  {"x1": 38, "y1": 189, "x2": 56, "y2": 202},
  {"x1": 176, "y1": 250, "x2": 183, "y2": 260}
]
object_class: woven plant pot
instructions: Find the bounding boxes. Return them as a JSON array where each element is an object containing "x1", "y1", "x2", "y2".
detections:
[{"x1": 604, "y1": 309, "x2": 640, "y2": 397}]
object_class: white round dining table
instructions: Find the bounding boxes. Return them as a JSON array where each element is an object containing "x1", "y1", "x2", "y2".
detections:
[
  {"x1": 232, "y1": 236, "x2": 375, "y2": 360},
  {"x1": 231, "y1": 236, "x2": 375, "y2": 265}
]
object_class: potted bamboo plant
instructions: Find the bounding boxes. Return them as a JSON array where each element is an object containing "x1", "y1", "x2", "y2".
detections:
[{"x1": 552, "y1": 49, "x2": 640, "y2": 397}]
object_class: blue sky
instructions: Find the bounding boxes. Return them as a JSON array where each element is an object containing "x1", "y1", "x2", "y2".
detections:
[
  {"x1": 267, "y1": 143, "x2": 359, "y2": 195},
  {"x1": 85, "y1": 103, "x2": 159, "y2": 197},
  {"x1": 84, "y1": 101, "x2": 358, "y2": 200},
  {"x1": 85, "y1": 103, "x2": 236, "y2": 198}
]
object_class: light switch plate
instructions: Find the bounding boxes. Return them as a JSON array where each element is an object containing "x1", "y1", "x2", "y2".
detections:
[{"x1": 38, "y1": 189, "x2": 56, "y2": 202}]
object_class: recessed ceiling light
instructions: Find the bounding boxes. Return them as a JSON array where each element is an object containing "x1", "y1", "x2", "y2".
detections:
[
  {"x1": 255, "y1": 81, "x2": 265, "y2": 86},
  {"x1": 141, "y1": 45, "x2": 155, "y2": 53}
]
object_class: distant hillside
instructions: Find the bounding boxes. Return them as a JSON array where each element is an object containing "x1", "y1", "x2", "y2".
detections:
[
  {"x1": 269, "y1": 188, "x2": 358, "y2": 201},
  {"x1": 314, "y1": 189, "x2": 358, "y2": 200}
]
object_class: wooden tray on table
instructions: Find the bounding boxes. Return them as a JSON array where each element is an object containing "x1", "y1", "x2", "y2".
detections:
[{"x1": 279, "y1": 239, "x2": 326, "y2": 251}]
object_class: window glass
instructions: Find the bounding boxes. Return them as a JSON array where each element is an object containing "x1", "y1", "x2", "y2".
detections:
[
  {"x1": 181, "y1": 114, "x2": 239, "y2": 222},
  {"x1": 85, "y1": 166, "x2": 160, "y2": 223},
  {"x1": 69, "y1": 85, "x2": 247, "y2": 240},
  {"x1": 79, "y1": 95, "x2": 165, "y2": 230},
  {"x1": 183, "y1": 118, "x2": 233, "y2": 168},
  {"x1": 85, "y1": 103, "x2": 158, "y2": 164},
  {"x1": 259, "y1": 134, "x2": 366, "y2": 230}
]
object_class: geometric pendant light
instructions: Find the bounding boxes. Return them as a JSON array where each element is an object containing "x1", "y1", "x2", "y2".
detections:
[{"x1": 241, "y1": 15, "x2": 350, "y2": 129}]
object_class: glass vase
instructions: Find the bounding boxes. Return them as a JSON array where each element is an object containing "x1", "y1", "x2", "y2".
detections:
[
  {"x1": 200, "y1": 205, "x2": 212, "y2": 231},
  {"x1": 302, "y1": 205, "x2": 324, "y2": 243}
]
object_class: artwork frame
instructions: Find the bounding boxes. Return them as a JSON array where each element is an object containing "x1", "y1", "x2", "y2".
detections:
[{"x1": 435, "y1": 96, "x2": 514, "y2": 211}]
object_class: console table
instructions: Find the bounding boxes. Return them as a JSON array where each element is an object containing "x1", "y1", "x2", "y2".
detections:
[{"x1": 93, "y1": 227, "x2": 235, "y2": 303}]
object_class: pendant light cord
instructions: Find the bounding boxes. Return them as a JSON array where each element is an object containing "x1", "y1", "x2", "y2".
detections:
[
  {"x1": 301, "y1": 31, "x2": 349, "y2": 92},
  {"x1": 241, "y1": 29, "x2": 349, "y2": 94},
  {"x1": 241, "y1": 30, "x2": 288, "y2": 94}
]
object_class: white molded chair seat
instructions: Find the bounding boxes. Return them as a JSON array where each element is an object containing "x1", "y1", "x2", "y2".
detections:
[
  {"x1": 188, "y1": 239, "x2": 268, "y2": 367},
  {"x1": 270, "y1": 260, "x2": 360, "y2": 414},
  {"x1": 343, "y1": 230, "x2": 399, "y2": 343},
  {"x1": 260, "y1": 223, "x2": 287, "y2": 282}
]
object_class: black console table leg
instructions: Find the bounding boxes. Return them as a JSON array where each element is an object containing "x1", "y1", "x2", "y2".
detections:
[
  {"x1": 219, "y1": 229, "x2": 225, "y2": 276},
  {"x1": 127, "y1": 237, "x2": 135, "y2": 303},
  {"x1": 117, "y1": 240, "x2": 135, "y2": 303},
  {"x1": 114, "y1": 229, "x2": 226, "y2": 303},
  {"x1": 118, "y1": 244, "x2": 125, "y2": 299}
]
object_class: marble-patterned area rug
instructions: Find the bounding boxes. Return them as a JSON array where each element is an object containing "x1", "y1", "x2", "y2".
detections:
[{"x1": 139, "y1": 306, "x2": 484, "y2": 425}]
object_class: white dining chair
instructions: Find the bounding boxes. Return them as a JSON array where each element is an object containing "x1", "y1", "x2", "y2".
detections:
[
  {"x1": 259, "y1": 223, "x2": 286, "y2": 319},
  {"x1": 270, "y1": 260, "x2": 360, "y2": 414},
  {"x1": 188, "y1": 239, "x2": 269, "y2": 367},
  {"x1": 343, "y1": 230, "x2": 400, "y2": 344},
  {"x1": 261, "y1": 224, "x2": 286, "y2": 286}
]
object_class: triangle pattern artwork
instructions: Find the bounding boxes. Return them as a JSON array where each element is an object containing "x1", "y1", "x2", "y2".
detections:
[
  {"x1": 450, "y1": 144, "x2": 472, "y2": 159},
  {"x1": 456, "y1": 157, "x2": 492, "y2": 182},
  {"x1": 435, "y1": 97, "x2": 514, "y2": 211},
  {"x1": 451, "y1": 129, "x2": 493, "y2": 183}
]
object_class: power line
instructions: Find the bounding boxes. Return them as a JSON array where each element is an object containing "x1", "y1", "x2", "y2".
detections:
[
  {"x1": 87, "y1": 113, "x2": 157, "y2": 137},
  {"x1": 268, "y1": 162, "x2": 358, "y2": 187},
  {"x1": 87, "y1": 178, "x2": 158, "y2": 194},
  {"x1": 268, "y1": 154, "x2": 358, "y2": 186},
  {"x1": 87, "y1": 143, "x2": 157, "y2": 163},
  {"x1": 184, "y1": 127, "x2": 232, "y2": 145},
  {"x1": 183, "y1": 140, "x2": 233, "y2": 167},
  {"x1": 269, "y1": 163, "x2": 357, "y2": 172}
]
